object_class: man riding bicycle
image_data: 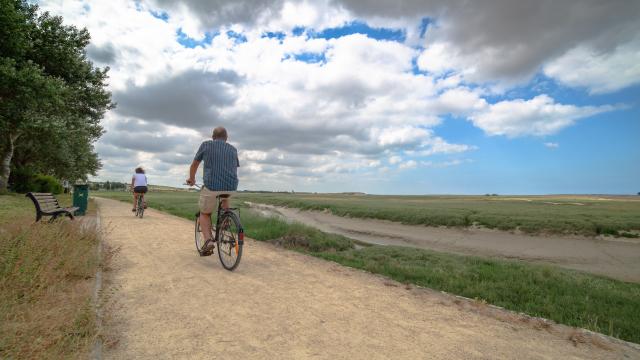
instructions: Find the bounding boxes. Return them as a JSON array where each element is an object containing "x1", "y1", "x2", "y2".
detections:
[{"x1": 186, "y1": 127, "x2": 239, "y2": 253}]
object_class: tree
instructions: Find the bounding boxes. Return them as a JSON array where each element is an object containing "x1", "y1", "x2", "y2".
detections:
[{"x1": 0, "y1": 0, "x2": 113, "y2": 191}]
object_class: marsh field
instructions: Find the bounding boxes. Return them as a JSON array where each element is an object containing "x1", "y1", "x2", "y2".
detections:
[
  {"x1": 96, "y1": 190, "x2": 640, "y2": 343},
  {"x1": 98, "y1": 191, "x2": 640, "y2": 236},
  {"x1": 237, "y1": 192, "x2": 640, "y2": 237}
]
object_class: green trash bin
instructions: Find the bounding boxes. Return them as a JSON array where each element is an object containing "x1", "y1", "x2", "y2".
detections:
[{"x1": 72, "y1": 184, "x2": 89, "y2": 216}]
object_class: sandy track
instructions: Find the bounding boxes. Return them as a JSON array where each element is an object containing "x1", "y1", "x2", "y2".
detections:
[
  {"x1": 96, "y1": 198, "x2": 637, "y2": 359},
  {"x1": 249, "y1": 203, "x2": 640, "y2": 283}
]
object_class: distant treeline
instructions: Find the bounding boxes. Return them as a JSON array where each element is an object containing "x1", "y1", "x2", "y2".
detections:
[{"x1": 89, "y1": 181, "x2": 128, "y2": 191}]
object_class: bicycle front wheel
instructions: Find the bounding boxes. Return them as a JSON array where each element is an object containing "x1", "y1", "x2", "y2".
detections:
[{"x1": 217, "y1": 212, "x2": 243, "y2": 271}]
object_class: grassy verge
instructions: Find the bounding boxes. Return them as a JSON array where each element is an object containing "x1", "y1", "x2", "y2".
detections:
[
  {"x1": 0, "y1": 194, "x2": 99, "y2": 359},
  {"x1": 96, "y1": 191, "x2": 640, "y2": 344},
  {"x1": 318, "y1": 247, "x2": 640, "y2": 343},
  {"x1": 233, "y1": 193, "x2": 640, "y2": 237}
]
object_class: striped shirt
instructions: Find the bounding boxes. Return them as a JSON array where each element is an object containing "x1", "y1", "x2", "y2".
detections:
[{"x1": 194, "y1": 139, "x2": 239, "y2": 191}]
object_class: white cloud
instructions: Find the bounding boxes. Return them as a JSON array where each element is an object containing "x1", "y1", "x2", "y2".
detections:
[
  {"x1": 431, "y1": 87, "x2": 488, "y2": 115},
  {"x1": 398, "y1": 160, "x2": 417, "y2": 169},
  {"x1": 544, "y1": 40, "x2": 640, "y2": 94},
  {"x1": 35, "y1": 0, "x2": 630, "y2": 191},
  {"x1": 349, "y1": 0, "x2": 640, "y2": 91},
  {"x1": 416, "y1": 42, "x2": 455, "y2": 75},
  {"x1": 388, "y1": 156, "x2": 402, "y2": 164},
  {"x1": 469, "y1": 95, "x2": 614, "y2": 137},
  {"x1": 418, "y1": 137, "x2": 476, "y2": 156},
  {"x1": 374, "y1": 126, "x2": 428, "y2": 147},
  {"x1": 544, "y1": 142, "x2": 559, "y2": 149}
]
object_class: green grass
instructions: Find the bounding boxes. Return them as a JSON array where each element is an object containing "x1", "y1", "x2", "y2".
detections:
[
  {"x1": 0, "y1": 192, "x2": 77, "y2": 225},
  {"x1": 96, "y1": 191, "x2": 640, "y2": 344},
  {"x1": 234, "y1": 192, "x2": 640, "y2": 237},
  {"x1": 318, "y1": 247, "x2": 640, "y2": 342},
  {"x1": 0, "y1": 193, "x2": 37, "y2": 225},
  {"x1": 0, "y1": 194, "x2": 99, "y2": 359}
]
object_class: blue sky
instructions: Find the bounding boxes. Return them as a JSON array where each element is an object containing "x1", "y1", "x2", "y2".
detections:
[{"x1": 41, "y1": 0, "x2": 640, "y2": 194}]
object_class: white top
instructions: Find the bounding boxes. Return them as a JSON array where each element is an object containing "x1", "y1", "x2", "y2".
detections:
[{"x1": 133, "y1": 173, "x2": 147, "y2": 187}]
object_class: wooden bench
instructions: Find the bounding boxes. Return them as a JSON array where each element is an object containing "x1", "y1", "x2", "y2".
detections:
[{"x1": 25, "y1": 192, "x2": 79, "y2": 222}]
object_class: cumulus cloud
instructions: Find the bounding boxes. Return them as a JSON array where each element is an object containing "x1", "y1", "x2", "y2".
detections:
[
  {"x1": 114, "y1": 69, "x2": 243, "y2": 128},
  {"x1": 544, "y1": 40, "x2": 640, "y2": 94},
  {"x1": 388, "y1": 156, "x2": 402, "y2": 165},
  {"x1": 149, "y1": 0, "x2": 285, "y2": 29},
  {"x1": 398, "y1": 160, "x2": 417, "y2": 170},
  {"x1": 341, "y1": 0, "x2": 640, "y2": 88},
  {"x1": 36, "y1": 0, "x2": 633, "y2": 191},
  {"x1": 469, "y1": 95, "x2": 614, "y2": 137},
  {"x1": 86, "y1": 43, "x2": 117, "y2": 64},
  {"x1": 146, "y1": 0, "x2": 640, "y2": 91}
]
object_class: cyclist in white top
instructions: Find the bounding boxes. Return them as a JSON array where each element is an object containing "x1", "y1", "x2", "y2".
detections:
[{"x1": 131, "y1": 167, "x2": 148, "y2": 211}]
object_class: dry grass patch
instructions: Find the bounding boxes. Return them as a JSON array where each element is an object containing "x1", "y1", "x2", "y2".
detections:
[{"x1": 0, "y1": 200, "x2": 99, "y2": 359}]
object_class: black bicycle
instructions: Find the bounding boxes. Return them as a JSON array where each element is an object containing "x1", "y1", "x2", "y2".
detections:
[
  {"x1": 188, "y1": 184, "x2": 244, "y2": 271},
  {"x1": 134, "y1": 192, "x2": 145, "y2": 218}
]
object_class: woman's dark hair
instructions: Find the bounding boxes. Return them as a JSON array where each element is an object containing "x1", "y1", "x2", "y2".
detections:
[{"x1": 135, "y1": 167, "x2": 145, "y2": 174}]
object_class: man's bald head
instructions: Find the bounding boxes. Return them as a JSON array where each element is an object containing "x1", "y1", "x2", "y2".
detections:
[{"x1": 212, "y1": 127, "x2": 228, "y2": 141}]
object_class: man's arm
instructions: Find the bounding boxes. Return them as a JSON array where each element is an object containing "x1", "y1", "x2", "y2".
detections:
[
  {"x1": 186, "y1": 160, "x2": 200, "y2": 185},
  {"x1": 130, "y1": 176, "x2": 135, "y2": 192}
]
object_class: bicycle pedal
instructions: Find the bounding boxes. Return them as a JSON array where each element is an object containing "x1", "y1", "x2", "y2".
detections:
[{"x1": 199, "y1": 250, "x2": 214, "y2": 257}]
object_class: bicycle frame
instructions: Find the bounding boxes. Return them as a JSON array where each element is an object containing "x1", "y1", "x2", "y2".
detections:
[{"x1": 188, "y1": 183, "x2": 244, "y2": 250}]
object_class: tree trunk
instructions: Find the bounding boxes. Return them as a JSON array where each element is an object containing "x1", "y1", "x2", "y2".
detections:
[{"x1": 0, "y1": 132, "x2": 19, "y2": 192}]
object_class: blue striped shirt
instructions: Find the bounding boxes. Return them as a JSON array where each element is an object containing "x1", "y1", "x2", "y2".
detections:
[{"x1": 194, "y1": 140, "x2": 239, "y2": 191}]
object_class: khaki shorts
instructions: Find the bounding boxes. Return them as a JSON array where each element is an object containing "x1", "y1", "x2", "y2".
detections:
[{"x1": 199, "y1": 186, "x2": 234, "y2": 214}]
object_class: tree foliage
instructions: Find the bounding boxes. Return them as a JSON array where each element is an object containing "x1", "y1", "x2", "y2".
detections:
[{"x1": 0, "y1": 0, "x2": 113, "y2": 190}]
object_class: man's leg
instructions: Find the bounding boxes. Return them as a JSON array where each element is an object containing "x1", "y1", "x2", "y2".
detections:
[
  {"x1": 198, "y1": 188, "x2": 217, "y2": 252},
  {"x1": 200, "y1": 212, "x2": 213, "y2": 241},
  {"x1": 133, "y1": 193, "x2": 138, "y2": 210}
]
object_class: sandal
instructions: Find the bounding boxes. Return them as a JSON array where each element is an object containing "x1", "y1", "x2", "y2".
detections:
[
  {"x1": 199, "y1": 240, "x2": 215, "y2": 256},
  {"x1": 203, "y1": 240, "x2": 215, "y2": 251}
]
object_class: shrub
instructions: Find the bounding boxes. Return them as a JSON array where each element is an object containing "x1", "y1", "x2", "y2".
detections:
[
  {"x1": 33, "y1": 174, "x2": 63, "y2": 194},
  {"x1": 9, "y1": 168, "x2": 63, "y2": 194},
  {"x1": 8, "y1": 166, "x2": 36, "y2": 193}
]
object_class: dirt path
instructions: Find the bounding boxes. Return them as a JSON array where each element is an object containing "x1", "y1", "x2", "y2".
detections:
[
  {"x1": 96, "y1": 198, "x2": 638, "y2": 359},
  {"x1": 248, "y1": 203, "x2": 640, "y2": 283}
]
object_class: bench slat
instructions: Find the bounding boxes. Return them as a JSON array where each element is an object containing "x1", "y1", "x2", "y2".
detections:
[
  {"x1": 41, "y1": 207, "x2": 79, "y2": 215},
  {"x1": 34, "y1": 196, "x2": 55, "y2": 200},
  {"x1": 39, "y1": 203, "x2": 60, "y2": 209},
  {"x1": 38, "y1": 198, "x2": 60, "y2": 204},
  {"x1": 42, "y1": 205, "x2": 63, "y2": 212}
]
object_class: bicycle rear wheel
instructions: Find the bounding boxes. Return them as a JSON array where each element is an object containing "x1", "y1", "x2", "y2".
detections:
[
  {"x1": 217, "y1": 212, "x2": 243, "y2": 271},
  {"x1": 137, "y1": 196, "x2": 144, "y2": 218}
]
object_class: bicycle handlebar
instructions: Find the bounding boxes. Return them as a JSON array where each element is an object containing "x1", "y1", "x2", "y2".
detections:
[{"x1": 183, "y1": 183, "x2": 202, "y2": 189}]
